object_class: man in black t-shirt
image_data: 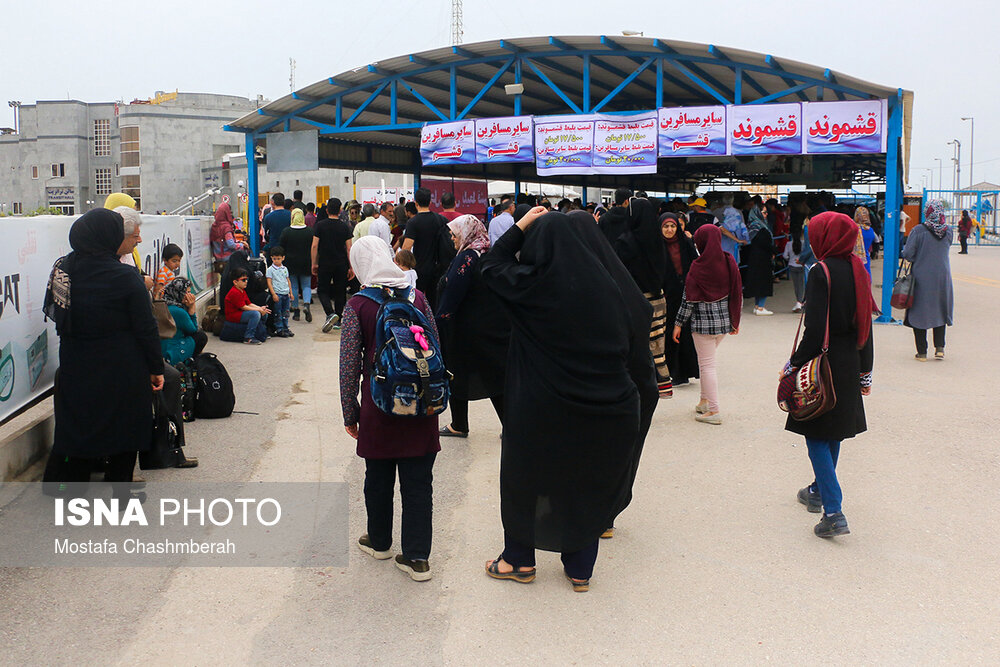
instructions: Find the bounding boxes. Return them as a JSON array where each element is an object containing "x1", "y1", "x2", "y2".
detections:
[
  {"x1": 312, "y1": 198, "x2": 354, "y2": 331},
  {"x1": 401, "y1": 187, "x2": 449, "y2": 307}
]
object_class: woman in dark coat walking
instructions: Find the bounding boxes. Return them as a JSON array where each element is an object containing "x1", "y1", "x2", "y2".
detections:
[
  {"x1": 340, "y1": 236, "x2": 441, "y2": 582},
  {"x1": 660, "y1": 213, "x2": 699, "y2": 385},
  {"x1": 743, "y1": 211, "x2": 776, "y2": 316},
  {"x1": 783, "y1": 212, "x2": 875, "y2": 538},
  {"x1": 480, "y1": 207, "x2": 658, "y2": 592},
  {"x1": 42, "y1": 209, "x2": 164, "y2": 487},
  {"x1": 435, "y1": 215, "x2": 510, "y2": 438},
  {"x1": 901, "y1": 200, "x2": 954, "y2": 360},
  {"x1": 615, "y1": 198, "x2": 671, "y2": 397}
]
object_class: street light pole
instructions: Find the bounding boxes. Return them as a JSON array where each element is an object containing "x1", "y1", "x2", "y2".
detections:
[
  {"x1": 961, "y1": 117, "x2": 974, "y2": 187},
  {"x1": 935, "y1": 158, "x2": 943, "y2": 193}
]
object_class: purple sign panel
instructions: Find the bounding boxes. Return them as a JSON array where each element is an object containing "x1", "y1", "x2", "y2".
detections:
[
  {"x1": 804, "y1": 100, "x2": 885, "y2": 154},
  {"x1": 592, "y1": 113, "x2": 659, "y2": 174},
  {"x1": 728, "y1": 103, "x2": 803, "y2": 156},
  {"x1": 657, "y1": 106, "x2": 727, "y2": 157},
  {"x1": 534, "y1": 115, "x2": 595, "y2": 176},
  {"x1": 419, "y1": 121, "x2": 475, "y2": 166},
  {"x1": 474, "y1": 116, "x2": 533, "y2": 163}
]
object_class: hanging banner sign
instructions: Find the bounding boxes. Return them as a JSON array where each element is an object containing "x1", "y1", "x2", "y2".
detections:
[
  {"x1": 728, "y1": 103, "x2": 803, "y2": 155},
  {"x1": 475, "y1": 116, "x2": 534, "y2": 163},
  {"x1": 534, "y1": 115, "x2": 595, "y2": 176},
  {"x1": 419, "y1": 120, "x2": 475, "y2": 165},
  {"x1": 803, "y1": 100, "x2": 885, "y2": 154},
  {"x1": 592, "y1": 112, "x2": 659, "y2": 174},
  {"x1": 657, "y1": 105, "x2": 727, "y2": 157}
]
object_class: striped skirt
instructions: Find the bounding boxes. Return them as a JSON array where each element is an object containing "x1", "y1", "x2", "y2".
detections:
[{"x1": 644, "y1": 291, "x2": 672, "y2": 398}]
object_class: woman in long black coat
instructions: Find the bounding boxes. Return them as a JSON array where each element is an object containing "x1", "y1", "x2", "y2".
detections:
[
  {"x1": 435, "y1": 215, "x2": 510, "y2": 437},
  {"x1": 42, "y1": 209, "x2": 164, "y2": 486},
  {"x1": 742, "y1": 215, "x2": 776, "y2": 315},
  {"x1": 480, "y1": 207, "x2": 658, "y2": 592},
  {"x1": 783, "y1": 212, "x2": 874, "y2": 538},
  {"x1": 660, "y1": 213, "x2": 699, "y2": 385}
]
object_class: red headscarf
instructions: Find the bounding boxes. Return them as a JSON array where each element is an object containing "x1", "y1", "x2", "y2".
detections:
[
  {"x1": 685, "y1": 224, "x2": 742, "y2": 330},
  {"x1": 808, "y1": 212, "x2": 879, "y2": 348},
  {"x1": 210, "y1": 202, "x2": 235, "y2": 243}
]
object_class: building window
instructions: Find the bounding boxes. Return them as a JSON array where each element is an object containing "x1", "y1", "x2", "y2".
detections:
[
  {"x1": 12, "y1": 202, "x2": 22, "y2": 215},
  {"x1": 114, "y1": 163, "x2": 119, "y2": 177},
  {"x1": 95, "y1": 167, "x2": 112, "y2": 196},
  {"x1": 51, "y1": 205, "x2": 75, "y2": 215},
  {"x1": 51, "y1": 163, "x2": 65, "y2": 178},
  {"x1": 94, "y1": 119, "x2": 111, "y2": 157},
  {"x1": 121, "y1": 125, "x2": 140, "y2": 169},
  {"x1": 31, "y1": 166, "x2": 38, "y2": 179},
  {"x1": 122, "y1": 175, "x2": 141, "y2": 210}
]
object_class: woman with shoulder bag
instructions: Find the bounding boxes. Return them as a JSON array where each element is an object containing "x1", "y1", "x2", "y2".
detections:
[
  {"x1": 781, "y1": 212, "x2": 875, "y2": 538},
  {"x1": 901, "y1": 200, "x2": 954, "y2": 360}
]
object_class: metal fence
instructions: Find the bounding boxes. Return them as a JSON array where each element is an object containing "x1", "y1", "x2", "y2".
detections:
[{"x1": 922, "y1": 189, "x2": 1000, "y2": 246}]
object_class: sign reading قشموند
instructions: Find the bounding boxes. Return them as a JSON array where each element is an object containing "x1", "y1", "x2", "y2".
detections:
[{"x1": 803, "y1": 99, "x2": 887, "y2": 154}]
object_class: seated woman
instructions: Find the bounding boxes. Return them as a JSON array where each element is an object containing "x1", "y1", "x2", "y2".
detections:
[
  {"x1": 220, "y1": 268, "x2": 270, "y2": 344},
  {"x1": 161, "y1": 277, "x2": 208, "y2": 365}
]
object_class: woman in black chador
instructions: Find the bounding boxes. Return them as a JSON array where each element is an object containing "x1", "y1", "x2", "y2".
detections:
[
  {"x1": 42, "y1": 208, "x2": 164, "y2": 487},
  {"x1": 480, "y1": 206, "x2": 658, "y2": 592}
]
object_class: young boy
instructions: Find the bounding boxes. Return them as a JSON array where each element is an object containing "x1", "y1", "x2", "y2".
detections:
[
  {"x1": 266, "y1": 246, "x2": 294, "y2": 337},
  {"x1": 394, "y1": 249, "x2": 418, "y2": 291},
  {"x1": 156, "y1": 243, "x2": 183, "y2": 295},
  {"x1": 224, "y1": 268, "x2": 270, "y2": 344}
]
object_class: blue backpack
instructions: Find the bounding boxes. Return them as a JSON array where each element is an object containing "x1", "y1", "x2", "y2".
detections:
[{"x1": 358, "y1": 286, "x2": 450, "y2": 417}]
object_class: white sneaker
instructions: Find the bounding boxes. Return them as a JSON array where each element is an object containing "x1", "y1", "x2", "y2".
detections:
[
  {"x1": 792, "y1": 302, "x2": 803, "y2": 313},
  {"x1": 754, "y1": 307, "x2": 774, "y2": 316}
]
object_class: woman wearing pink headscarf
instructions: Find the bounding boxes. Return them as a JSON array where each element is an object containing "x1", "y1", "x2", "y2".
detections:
[
  {"x1": 210, "y1": 202, "x2": 247, "y2": 263},
  {"x1": 435, "y1": 214, "x2": 510, "y2": 438},
  {"x1": 783, "y1": 211, "x2": 876, "y2": 538}
]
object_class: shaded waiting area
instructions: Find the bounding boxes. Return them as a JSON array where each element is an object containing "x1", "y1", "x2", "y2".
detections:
[{"x1": 224, "y1": 35, "x2": 913, "y2": 317}]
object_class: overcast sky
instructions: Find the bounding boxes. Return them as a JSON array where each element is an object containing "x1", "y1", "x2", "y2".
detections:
[{"x1": 6, "y1": 0, "x2": 995, "y2": 190}]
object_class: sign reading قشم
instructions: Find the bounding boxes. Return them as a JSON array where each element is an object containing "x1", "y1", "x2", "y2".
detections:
[
  {"x1": 419, "y1": 120, "x2": 476, "y2": 165},
  {"x1": 474, "y1": 116, "x2": 534, "y2": 163},
  {"x1": 657, "y1": 105, "x2": 727, "y2": 157}
]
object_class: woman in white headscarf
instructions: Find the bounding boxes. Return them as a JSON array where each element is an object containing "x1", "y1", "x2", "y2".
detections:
[
  {"x1": 339, "y1": 236, "x2": 442, "y2": 582},
  {"x1": 435, "y1": 215, "x2": 510, "y2": 438}
]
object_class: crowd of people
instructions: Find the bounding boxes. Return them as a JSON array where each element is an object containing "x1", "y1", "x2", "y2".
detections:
[{"x1": 40, "y1": 183, "x2": 961, "y2": 592}]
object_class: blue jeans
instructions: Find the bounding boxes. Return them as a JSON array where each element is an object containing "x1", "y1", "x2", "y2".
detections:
[
  {"x1": 806, "y1": 438, "x2": 842, "y2": 514},
  {"x1": 275, "y1": 293, "x2": 291, "y2": 331},
  {"x1": 289, "y1": 274, "x2": 311, "y2": 309},
  {"x1": 755, "y1": 296, "x2": 768, "y2": 308},
  {"x1": 239, "y1": 310, "x2": 267, "y2": 342}
]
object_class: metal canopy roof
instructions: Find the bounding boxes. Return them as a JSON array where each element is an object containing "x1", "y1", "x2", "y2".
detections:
[{"x1": 225, "y1": 35, "x2": 912, "y2": 189}]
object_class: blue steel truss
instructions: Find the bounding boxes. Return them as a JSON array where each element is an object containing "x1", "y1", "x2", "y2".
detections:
[{"x1": 225, "y1": 37, "x2": 905, "y2": 297}]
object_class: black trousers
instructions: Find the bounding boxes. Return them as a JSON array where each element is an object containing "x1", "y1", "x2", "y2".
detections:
[
  {"x1": 959, "y1": 235, "x2": 969, "y2": 253},
  {"x1": 191, "y1": 331, "x2": 208, "y2": 358},
  {"x1": 913, "y1": 326, "x2": 946, "y2": 355},
  {"x1": 449, "y1": 395, "x2": 504, "y2": 433},
  {"x1": 317, "y1": 264, "x2": 348, "y2": 317},
  {"x1": 501, "y1": 533, "x2": 600, "y2": 580},
  {"x1": 363, "y1": 452, "x2": 436, "y2": 560}
]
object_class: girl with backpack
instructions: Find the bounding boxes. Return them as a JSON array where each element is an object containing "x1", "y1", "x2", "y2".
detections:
[{"x1": 339, "y1": 236, "x2": 442, "y2": 582}]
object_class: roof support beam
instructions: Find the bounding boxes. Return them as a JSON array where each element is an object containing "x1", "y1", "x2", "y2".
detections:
[
  {"x1": 824, "y1": 69, "x2": 847, "y2": 101},
  {"x1": 649, "y1": 39, "x2": 735, "y2": 103},
  {"x1": 765, "y1": 55, "x2": 810, "y2": 102},
  {"x1": 663, "y1": 58, "x2": 730, "y2": 105},
  {"x1": 592, "y1": 57, "x2": 655, "y2": 112},
  {"x1": 748, "y1": 82, "x2": 813, "y2": 105},
  {"x1": 457, "y1": 58, "x2": 515, "y2": 120},
  {"x1": 342, "y1": 81, "x2": 389, "y2": 128},
  {"x1": 523, "y1": 59, "x2": 582, "y2": 113},
  {"x1": 397, "y1": 79, "x2": 449, "y2": 121},
  {"x1": 709, "y1": 45, "x2": 769, "y2": 99}
]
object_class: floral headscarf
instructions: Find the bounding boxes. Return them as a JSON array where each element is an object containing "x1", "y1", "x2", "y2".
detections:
[
  {"x1": 923, "y1": 199, "x2": 949, "y2": 239},
  {"x1": 447, "y1": 214, "x2": 490, "y2": 253},
  {"x1": 853, "y1": 206, "x2": 871, "y2": 229},
  {"x1": 162, "y1": 277, "x2": 192, "y2": 308}
]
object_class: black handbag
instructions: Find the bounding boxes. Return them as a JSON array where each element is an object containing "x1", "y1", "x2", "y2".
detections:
[
  {"x1": 139, "y1": 392, "x2": 184, "y2": 470},
  {"x1": 891, "y1": 261, "x2": 914, "y2": 310}
]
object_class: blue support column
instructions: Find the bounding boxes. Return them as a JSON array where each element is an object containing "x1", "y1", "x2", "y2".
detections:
[
  {"x1": 514, "y1": 59, "x2": 522, "y2": 115},
  {"x1": 583, "y1": 54, "x2": 591, "y2": 112},
  {"x1": 413, "y1": 159, "x2": 421, "y2": 191},
  {"x1": 246, "y1": 133, "x2": 260, "y2": 257},
  {"x1": 514, "y1": 164, "x2": 521, "y2": 201},
  {"x1": 655, "y1": 58, "x2": 664, "y2": 108},
  {"x1": 877, "y1": 90, "x2": 904, "y2": 323}
]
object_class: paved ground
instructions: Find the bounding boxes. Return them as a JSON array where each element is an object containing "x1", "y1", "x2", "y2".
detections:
[{"x1": 3, "y1": 246, "x2": 999, "y2": 664}]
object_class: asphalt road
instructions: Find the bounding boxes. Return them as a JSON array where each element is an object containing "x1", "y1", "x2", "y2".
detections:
[{"x1": 2, "y1": 247, "x2": 999, "y2": 664}]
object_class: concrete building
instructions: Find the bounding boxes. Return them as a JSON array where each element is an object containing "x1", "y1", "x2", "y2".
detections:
[{"x1": 0, "y1": 92, "x2": 260, "y2": 215}]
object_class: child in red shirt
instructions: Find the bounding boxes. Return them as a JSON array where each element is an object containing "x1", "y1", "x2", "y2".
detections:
[{"x1": 223, "y1": 268, "x2": 271, "y2": 344}]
